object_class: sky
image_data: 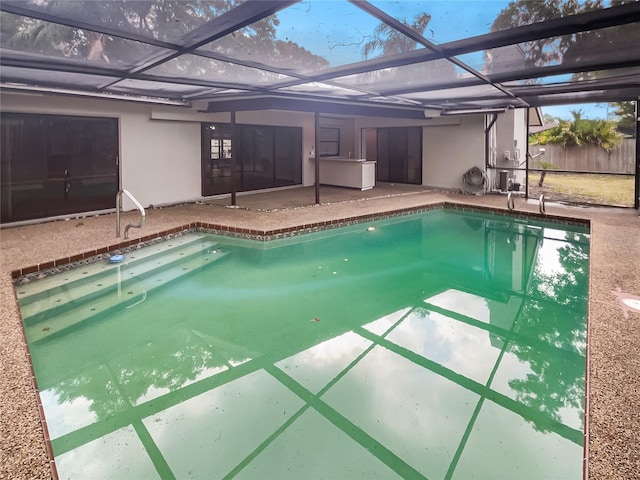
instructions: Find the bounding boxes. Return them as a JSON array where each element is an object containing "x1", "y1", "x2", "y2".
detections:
[
  {"x1": 275, "y1": 1, "x2": 621, "y2": 121},
  {"x1": 541, "y1": 103, "x2": 612, "y2": 121},
  {"x1": 524, "y1": 70, "x2": 616, "y2": 120},
  {"x1": 276, "y1": 1, "x2": 509, "y2": 66}
]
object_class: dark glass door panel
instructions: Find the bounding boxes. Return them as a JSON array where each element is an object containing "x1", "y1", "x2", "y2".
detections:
[
  {"x1": 374, "y1": 127, "x2": 422, "y2": 185},
  {"x1": 242, "y1": 126, "x2": 274, "y2": 191},
  {"x1": 376, "y1": 128, "x2": 390, "y2": 182},
  {"x1": 202, "y1": 124, "x2": 232, "y2": 196},
  {"x1": 202, "y1": 123, "x2": 302, "y2": 196},
  {"x1": 1, "y1": 115, "x2": 47, "y2": 221},
  {"x1": 407, "y1": 127, "x2": 423, "y2": 184},
  {"x1": 274, "y1": 128, "x2": 302, "y2": 186},
  {"x1": 1, "y1": 113, "x2": 118, "y2": 223},
  {"x1": 44, "y1": 117, "x2": 119, "y2": 217},
  {"x1": 388, "y1": 128, "x2": 408, "y2": 183}
]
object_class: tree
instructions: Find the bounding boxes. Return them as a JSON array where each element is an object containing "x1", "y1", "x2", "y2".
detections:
[
  {"x1": 563, "y1": 0, "x2": 640, "y2": 80},
  {"x1": 537, "y1": 161, "x2": 555, "y2": 187},
  {"x1": 490, "y1": 0, "x2": 603, "y2": 67},
  {"x1": 537, "y1": 109, "x2": 622, "y2": 150},
  {"x1": 491, "y1": 0, "x2": 640, "y2": 85},
  {"x1": 532, "y1": 110, "x2": 622, "y2": 187},
  {"x1": 363, "y1": 13, "x2": 432, "y2": 58},
  {"x1": 508, "y1": 231, "x2": 589, "y2": 434},
  {"x1": 611, "y1": 101, "x2": 636, "y2": 133},
  {"x1": 543, "y1": 113, "x2": 561, "y2": 124},
  {"x1": 361, "y1": 12, "x2": 456, "y2": 86},
  {"x1": 1, "y1": 1, "x2": 328, "y2": 83},
  {"x1": 2, "y1": 1, "x2": 240, "y2": 69}
]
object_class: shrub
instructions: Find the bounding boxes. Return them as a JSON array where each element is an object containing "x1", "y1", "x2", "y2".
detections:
[{"x1": 534, "y1": 110, "x2": 622, "y2": 151}]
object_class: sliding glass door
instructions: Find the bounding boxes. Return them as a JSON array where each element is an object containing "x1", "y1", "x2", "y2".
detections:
[
  {"x1": 365, "y1": 126, "x2": 422, "y2": 184},
  {"x1": 201, "y1": 124, "x2": 233, "y2": 196},
  {"x1": 202, "y1": 123, "x2": 301, "y2": 196},
  {"x1": 1, "y1": 113, "x2": 119, "y2": 223}
]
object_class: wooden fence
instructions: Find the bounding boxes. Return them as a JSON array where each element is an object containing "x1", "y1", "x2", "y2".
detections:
[{"x1": 530, "y1": 138, "x2": 635, "y2": 174}]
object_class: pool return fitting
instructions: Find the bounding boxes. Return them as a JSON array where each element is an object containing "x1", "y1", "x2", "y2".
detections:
[{"x1": 116, "y1": 189, "x2": 146, "y2": 239}]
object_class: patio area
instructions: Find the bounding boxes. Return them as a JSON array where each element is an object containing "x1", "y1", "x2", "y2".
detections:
[{"x1": 1, "y1": 187, "x2": 639, "y2": 479}]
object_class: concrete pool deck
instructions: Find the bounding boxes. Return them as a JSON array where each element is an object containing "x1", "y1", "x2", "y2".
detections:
[{"x1": 1, "y1": 185, "x2": 639, "y2": 479}]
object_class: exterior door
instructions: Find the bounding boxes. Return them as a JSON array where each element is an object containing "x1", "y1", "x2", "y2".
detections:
[
  {"x1": 1, "y1": 113, "x2": 119, "y2": 223},
  {"x1": 201, "y1": 123, "x2": 233, "y2": 196},
  {"x1": 387, "y1": 128, "x2": 408, "y2": 183},
  {"x1": 201, "y1": 123, "x2": 302, "y2": 196},
  {"x1": 371, "y1": 126, "x2": 422, "y2": 184}
]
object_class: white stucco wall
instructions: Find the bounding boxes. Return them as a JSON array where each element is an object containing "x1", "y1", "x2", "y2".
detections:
[
  {"x1": 121, "y1": 114, "x2": 201, "y2": 208},
  {"x1": 493, "y1": 108, "x2": 528, "y2": 188},
  {"x1": 512, "y1": 108, "x2": 528, "y2": 186},
  {"x1": 2, "y1": 91, "x2": 491, "y2": 210},
  {"x1": 495, "y1": 109, "x2": 515, "y2": 165},
  {"x1": 1, "y1": 93, "x2": 320, "y2": 211},
  {"x1": 1, "y1": 92, "x2": 207, "y2": 210},
  {"x1": 422, "y1": 115, "x2": 485, "y2": 190}
]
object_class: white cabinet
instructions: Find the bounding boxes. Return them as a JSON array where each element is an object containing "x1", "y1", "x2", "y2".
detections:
[{"x1": 318, "y1": 158, "x2": 377, "y2": 191}]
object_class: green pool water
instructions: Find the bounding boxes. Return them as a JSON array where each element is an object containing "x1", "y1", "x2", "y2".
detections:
[{"x1": 17, "y1": 208, "x2": 590, "y2": 480}]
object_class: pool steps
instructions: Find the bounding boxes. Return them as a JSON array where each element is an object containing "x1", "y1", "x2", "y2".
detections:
[
  {"x1": 18, "y1": 233, "x2": 211, "y2": 298},
  {"x1": 18, "y1": 234, "x2": 227, "y2": 342}
]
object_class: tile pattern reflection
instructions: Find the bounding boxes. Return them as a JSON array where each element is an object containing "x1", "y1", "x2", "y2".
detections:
[{"x1": 18, "y1": 210, "x2": 589, "y2": 479}]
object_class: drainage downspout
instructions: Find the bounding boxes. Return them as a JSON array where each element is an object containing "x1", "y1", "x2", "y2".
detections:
[
  {"x1": 525, "y1": 108, "x2": 530, "y2": 200},
  {"x1": 315, "y1": 111, "x2": 320, "y2": 205},
  {"x1": 231, "y1": 111, "x2": 237, "y2": 206},
  {"x1": 485, "y1": 113, "x2": 498, "y2": 192},
  {"x1": 635, "y1": 98, "x2": 639, "y2": 210}
]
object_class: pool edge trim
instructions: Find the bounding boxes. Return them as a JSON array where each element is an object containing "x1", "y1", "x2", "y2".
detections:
[
  {"x1": 12, "y1": 202, "x2": 590, "y2": 285},
  {"x1": 584, "y1": 221, "x2": 594, "y2": 480},
  {"x1": 9, "y1": 282, "x2": 60, "y2": 480}
]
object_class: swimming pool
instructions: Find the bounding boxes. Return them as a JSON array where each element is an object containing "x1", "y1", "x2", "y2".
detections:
[{"x1": 17, "y1": 208, "x2": 590, "y2": 479}]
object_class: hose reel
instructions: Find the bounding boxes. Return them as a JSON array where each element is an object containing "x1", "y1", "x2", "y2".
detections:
[{"x1": 461, "y1": 166, "x2": 487, "y2": 195}]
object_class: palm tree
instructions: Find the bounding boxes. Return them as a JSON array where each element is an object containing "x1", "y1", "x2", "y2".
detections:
[
  {"x1": 611, "y1": 101, "x2": 636, "y2": 132},
  {"x1": 361, "y1": 13, "x2": 456, "y2": 85},
  {"x1": 362, "y1": 13, "x2": 432, "y2": 58},
  {"x1": 544, "y1": 110, "x2": 622, "y2": 150},
  {"x1": 534, "y1": 109, "x2": 623, "y2": 187}
]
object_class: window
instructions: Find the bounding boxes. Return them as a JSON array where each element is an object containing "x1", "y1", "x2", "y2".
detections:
[{"x1": 319, "y1": 127, "x2": 340, "y2": 156}]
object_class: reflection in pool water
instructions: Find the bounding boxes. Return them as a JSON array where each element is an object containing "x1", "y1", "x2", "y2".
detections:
[{"x1": 18, "y1": 209, "x2": 589, "y2": 479}]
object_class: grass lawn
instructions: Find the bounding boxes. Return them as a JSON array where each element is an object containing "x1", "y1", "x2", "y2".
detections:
[{"x1": 527, "y1": 172, "x2": 636, "y2": 207}]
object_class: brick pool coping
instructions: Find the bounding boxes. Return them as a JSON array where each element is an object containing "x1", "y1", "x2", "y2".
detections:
[{"x1": 12, "y1": 201, "x2": 590, "y2": 283}]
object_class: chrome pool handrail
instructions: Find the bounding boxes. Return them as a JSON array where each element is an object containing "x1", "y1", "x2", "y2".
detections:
[
  {"x1": 539, "y1": 194, "x2": 546, "y2": 214},
  {"x1": 507, "y1": 191, "x2": 515, "y2": 210},
  {"x1": 116, "y1": 189, "x2": 146, "y2": 239}
]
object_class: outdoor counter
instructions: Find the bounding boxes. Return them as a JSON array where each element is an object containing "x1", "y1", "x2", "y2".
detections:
[{"x1": 318, "y1": 157, "x2": 377, "y2": 191}]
